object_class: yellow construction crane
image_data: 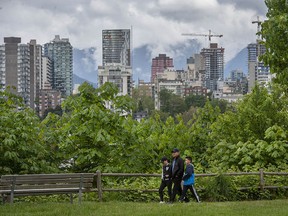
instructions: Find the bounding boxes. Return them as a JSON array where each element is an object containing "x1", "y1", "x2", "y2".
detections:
[{"x1": 182, "y1": 29, "x2": 223, "y2": 42}]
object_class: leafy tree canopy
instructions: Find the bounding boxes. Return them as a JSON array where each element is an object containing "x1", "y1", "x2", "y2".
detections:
[{"x1": 260, "y1": 0, "x2": 288, "y2": 90}]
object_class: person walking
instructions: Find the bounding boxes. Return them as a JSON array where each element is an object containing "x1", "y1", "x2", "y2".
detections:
[
  {"x1": 170, "y1": 148, "x2": 184, "y2": 203},
  {"x1": 158, "y1": 156, "x2": 172, "y2": 203},
  {"x1": 179, "y1": 156, "x2": 200, "y2": 203}
]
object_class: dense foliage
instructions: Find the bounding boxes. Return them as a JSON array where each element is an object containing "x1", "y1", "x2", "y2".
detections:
[
  {"x1": 0, "y1": 89, "x2": 56, "y2": 174},
  {"x1": 1, "y1": 82, "x2": 287, "y2": 176},
  {"x1": 260, "y1": 0, "x2": 288, "y2": 91}
]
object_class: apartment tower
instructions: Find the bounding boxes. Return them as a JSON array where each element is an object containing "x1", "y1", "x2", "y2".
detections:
[
  {"x1": 98, "y1": 29, "x2": 132, "y2": 96},
  {"x1": 44, "y1": 35, "x2": 73, "y2": 96},
  {"x1": 200, "y1": 43, "x2": 224, "y2": 91}
]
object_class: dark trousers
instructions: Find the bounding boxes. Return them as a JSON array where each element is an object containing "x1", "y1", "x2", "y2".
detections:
[
  {"x1": 170, "y1": 178, "x2": 182, "y2": 202},
  {"x1": 159, "y1": 180, "x2": 172, "y2": 201},
  {"x1": 180, "y1": 184, "x2": 200, "y2": 202}
]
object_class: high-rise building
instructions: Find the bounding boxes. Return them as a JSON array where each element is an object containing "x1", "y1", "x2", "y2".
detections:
[
  {"x1": 200, "y1": 43, "x2": 224, "y2": 91},
  {"x1": 2, "y1": 37, "x2": 22, "y2": 95},
  {"x1": 99, "y1": 29, "x2": 132, "y2": 97},
  {"x1": 151, "y1": 54, "x2": 174, "y2": 83},
  {"x1": 102, "y1": 29, "x2": 131, "y2": 66},
  {"x1": 247, "y1": 42, "x2": 270, "y2": 92},
  {"x1": 44, "y1": 35, "x2": 73, "y2": 96},
  {"x1": 29, "y1": 40, "x2": 42, "y2": 110},
  {"x1": 0, "y1": 37, "x2": 41, "y2": 109}
]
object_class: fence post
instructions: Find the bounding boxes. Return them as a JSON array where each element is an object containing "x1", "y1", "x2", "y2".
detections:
[
  {"x1": 259, "y1": 168, "x2": 264, "y2": 191},
  {"x1": 96, "y1": 170, "x2": 103, "y2": 202}
]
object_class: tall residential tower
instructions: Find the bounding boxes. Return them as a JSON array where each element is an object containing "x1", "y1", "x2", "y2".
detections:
[
  {"x1": 98, "y1": 29, "x2": 132, "y2": 96},
  {"x1": 102, "y1": 29, "x2": 131, "y2": 66},
  {"x1": 200, "y1": 43, "x2": 224, "y2": 91},
  {"x1": 44, "y1": 35, "x2": 73, "y2": 96},
  {"x1": 247, "y1": 42, "x2": 270, "y2": 92},
  {"x1": 0, "y1": 37, "x2": 42, "y2": 109}
]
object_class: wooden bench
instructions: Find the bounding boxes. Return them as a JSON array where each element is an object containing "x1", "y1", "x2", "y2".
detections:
[{"x1": 0, "y1": 173, "x2": 95, "y2": 204}]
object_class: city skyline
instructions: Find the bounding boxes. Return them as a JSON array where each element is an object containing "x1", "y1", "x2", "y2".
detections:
[{"x1": 0, "y1": 0, "x2": 267, "y2": 82}]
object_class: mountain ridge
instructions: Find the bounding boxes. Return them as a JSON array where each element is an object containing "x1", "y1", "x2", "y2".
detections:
[{"x1": 73, "y1": 43, "x2": 248, "y2": 85}]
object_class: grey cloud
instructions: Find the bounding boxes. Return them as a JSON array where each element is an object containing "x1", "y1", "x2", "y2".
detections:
[
  {"x1": 0, "y1": 0, "x2": 268, "y2": 81},
  {"x1": 218, "y1": 0, "x2": 267, "y2": 15}
]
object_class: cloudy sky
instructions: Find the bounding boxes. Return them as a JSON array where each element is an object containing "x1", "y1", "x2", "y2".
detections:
[{"x1": 0, "y1": 0, "x2": 267, "y2": 81}]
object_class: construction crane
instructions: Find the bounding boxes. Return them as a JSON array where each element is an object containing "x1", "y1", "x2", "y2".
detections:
[
  {"x1": 252, "y1": 16, "x2": 262, "y2": 41},
  {"x1": 182, "y1": 29, "x2": 223, "y2": 42}
]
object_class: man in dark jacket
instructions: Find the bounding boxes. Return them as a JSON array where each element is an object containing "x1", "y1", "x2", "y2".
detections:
[{"x1": 170, "y1": 148, "x2": 184, "y2": 202}]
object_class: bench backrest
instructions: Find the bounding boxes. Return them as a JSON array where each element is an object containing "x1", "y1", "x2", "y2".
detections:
[{"x1": 0, "y1": 173, "x2": 95, "y2": 191}]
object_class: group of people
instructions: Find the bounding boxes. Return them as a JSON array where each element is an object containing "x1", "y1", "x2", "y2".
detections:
[{"x1": 159, "y1": 148, "x2": 200, "y2": 204}]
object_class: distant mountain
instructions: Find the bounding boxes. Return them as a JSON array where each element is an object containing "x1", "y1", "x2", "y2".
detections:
[
  {"x1": 73, "y1": 74, "x2": 97, "y2": 88},
  {"x1": 73, "y1": 42, "x2": 247, "y2": 84},
  {"x1": 73, "y1": 40, "x2": 202, "y2": 84},
  {"x1": 133, "y1": 45, "x2": 152, "y2": 82},
  {"x1": 73, "y1": 47, "x2": 98, "y2": 84},
  {"x1": 224, "y1": 47, "x2": 248, "y2": 78},
  {"x1": 133, "y1": 39, "x2": 202, "y2": 82}
]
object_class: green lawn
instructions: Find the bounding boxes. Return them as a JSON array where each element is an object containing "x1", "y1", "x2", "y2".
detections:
[{"x1": 1, "y1": 200, "x2": 287, "y2": 216}]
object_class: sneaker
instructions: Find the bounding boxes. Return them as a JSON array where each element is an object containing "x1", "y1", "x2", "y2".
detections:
[{"x1": 159, "y1": 201, "x2": 165, "y2": 204}]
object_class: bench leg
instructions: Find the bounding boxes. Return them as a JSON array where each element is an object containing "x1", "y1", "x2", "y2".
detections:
[
  {"x1": 78, "y1": 192, "x2": 82, "y2": 204},
  {"x1": 70, "y1": 194, "x2": 73, "y2": 204},
  {"x1": 1, "y1": 195, "x2": 5, "y2": 205}
]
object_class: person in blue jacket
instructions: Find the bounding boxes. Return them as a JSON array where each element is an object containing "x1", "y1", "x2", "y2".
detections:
[{"x1": 179, "y1": 156, "x2": 200, "y2": 203}]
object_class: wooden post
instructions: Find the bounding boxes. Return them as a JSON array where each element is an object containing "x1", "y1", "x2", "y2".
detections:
[
  {"x1": 78, "y1": 174, "x2": 83, "y2": 204},
  {"x1": 10, "y1": 176, "x2": 16, "y2": 204},
  {"x1": 96, "y1": 170, "x2": 102, "y2": 202},
  {"x1": 259, "y1": 168, "x2": 264, "y2": 191}
]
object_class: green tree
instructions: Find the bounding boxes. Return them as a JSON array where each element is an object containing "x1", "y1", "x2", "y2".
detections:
[
  {"x1": 160, "y1": 89, "x2": 186, "y2": 116},
  {"x1": 184, "y1": 94, "x2": 206, "y2": 109},
  {"x1": 0, "y1": 89, "x2": 55, "y2": 174},
  {"x1": 187, "y1": 101, "x2": 221, "y2": 171},
  {"x1": 210, "y1": 84, "x2": 288, "y2": 171},
  {"x1": 42, "y1": 105, "x2": 63, "y2": 119},
  {"x1": 210, "y1": 98, "x2": 229, "y2": 113},
  {"x1": 58, "y1": 82, "x2": 134, "y2": 172},
  {"x1": 260, "y1": 0, "x2": 288, "y2": 90},
  {"x1": 180, "y1": 106, "x2": 198, "y2": 125},
  {"x1": 132, "y1": 88, "x2": 155, "y2": 114}
]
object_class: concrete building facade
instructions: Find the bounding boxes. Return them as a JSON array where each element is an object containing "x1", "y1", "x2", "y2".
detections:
[
  {"x1": 41, "y1": 56, "x2": 52, "y2": 89},
  {"x1": 38, "y1": 89, "x2": 62, "y2": 117},
  {"x1": 137, "y1": 80, "x2": 155, "y2": 98},
  {"x1": 98, "y1": 64, "x2": 132, "y2": 96}
]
